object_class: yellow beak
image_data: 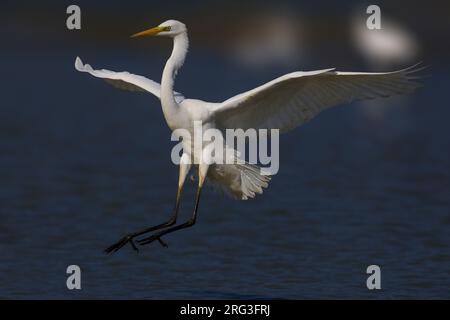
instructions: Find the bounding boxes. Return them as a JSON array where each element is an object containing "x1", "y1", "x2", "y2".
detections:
[{"x1": 130, "y1": 26, "x2": 164, "y2": 38}]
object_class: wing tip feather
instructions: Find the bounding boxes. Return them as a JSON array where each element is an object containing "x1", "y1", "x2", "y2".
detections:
[
  {"x1": 74, "y1": 56, "x2": 93, "y2": 73},
  {"x1": 74, "y1": 56, "x2": 83, "y2": 70}
]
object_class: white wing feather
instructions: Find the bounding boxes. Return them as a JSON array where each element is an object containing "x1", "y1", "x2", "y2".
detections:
[
  {"x1": 213, "y1": 65, "x2": 422, "y2": 133},
  {"x1": 74, "y1": 57, "x2": 184, "y2": 103}
]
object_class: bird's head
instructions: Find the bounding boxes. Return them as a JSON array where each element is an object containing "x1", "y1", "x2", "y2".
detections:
[{"x1": 131, "y1": 20, "x2": 187, "y2": 38}]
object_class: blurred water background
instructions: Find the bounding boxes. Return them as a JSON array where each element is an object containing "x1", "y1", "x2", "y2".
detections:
[{"x1": 0, "y1": 0, "x2": 449, "y2": 299}]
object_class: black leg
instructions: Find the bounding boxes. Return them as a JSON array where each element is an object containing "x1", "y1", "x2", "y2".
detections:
[
  {"x1": 104, "y1": 187, "x2": 183, "y2": 254},
  {"x1": 137, "y1": 183, "x2": 203, "y2": 247}
]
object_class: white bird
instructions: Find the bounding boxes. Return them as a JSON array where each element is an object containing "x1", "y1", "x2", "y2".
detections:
[{"x1": 75, "y1": 20, "x2": 421, "y2": 253}]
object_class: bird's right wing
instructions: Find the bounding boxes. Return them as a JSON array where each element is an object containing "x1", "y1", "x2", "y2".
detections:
[
  {"x1": 212, "y1": 64, "x2": 422, "y2": 133},
  {"x1": 74, "y1": 57, "x2": 185, "y2": 103}
]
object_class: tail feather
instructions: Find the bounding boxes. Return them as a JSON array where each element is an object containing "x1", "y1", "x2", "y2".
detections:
[{"x1": 207, "y1": 162, "x2": 271, "y2": 200}]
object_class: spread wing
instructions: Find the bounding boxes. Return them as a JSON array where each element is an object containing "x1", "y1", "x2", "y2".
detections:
[
  {"x1": 212, "y1": 64, "x2": 422, "y2": 133},
  {"x1": 74, "y1": 57, "x2": 185, "y2": 103}
]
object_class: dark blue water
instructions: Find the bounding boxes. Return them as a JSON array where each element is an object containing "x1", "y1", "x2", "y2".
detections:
[
  {"x1": 1, "y1": 1, "x2": 450, "y2": 298},
  {"x1": 1, "y1": 49, "x2": 448, "y2": 299}
]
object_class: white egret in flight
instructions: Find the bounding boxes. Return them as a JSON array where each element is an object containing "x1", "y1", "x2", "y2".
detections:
[{"x1": 75, "y1": 20, "x2": 421, "y2": 253}]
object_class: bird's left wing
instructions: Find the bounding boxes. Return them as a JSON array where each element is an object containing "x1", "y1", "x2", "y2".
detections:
[
  {"x1": 74, "y1": 57, "x2": 185, "y2": 103},
  {"x1": 212, "y1": 65, "x2": 422, "y2": 133}
]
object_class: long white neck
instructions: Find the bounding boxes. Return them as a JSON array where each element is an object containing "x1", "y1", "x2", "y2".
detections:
[{"x1": 160, "y1": 32, "x2": 189, "y2": 122}]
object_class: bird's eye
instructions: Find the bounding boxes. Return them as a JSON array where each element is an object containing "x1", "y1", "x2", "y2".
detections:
[{"x1": 163, "y1": 26, "x2": 171, "y2": 31}]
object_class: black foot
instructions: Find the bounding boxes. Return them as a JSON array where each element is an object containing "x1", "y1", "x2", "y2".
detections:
[
  {"x1": 137, "y1": 234, "x2": 169, "y2": 247},
  {"x1": 104, "y1": 235, "x2": 139, "y2": 254}
]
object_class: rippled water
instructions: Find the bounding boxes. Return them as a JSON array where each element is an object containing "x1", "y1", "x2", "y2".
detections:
[{"x1": 0, "y1": 49, "x2": 449, "y2": 299}]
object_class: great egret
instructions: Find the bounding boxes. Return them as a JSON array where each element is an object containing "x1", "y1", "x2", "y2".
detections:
[{"x1": 75, "y1": 20, "x2": 421, "y2": 253}]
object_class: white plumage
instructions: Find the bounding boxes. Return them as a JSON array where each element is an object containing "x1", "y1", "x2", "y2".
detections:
[
  {"x1": 74, "y1": 57, "x2": 185, "y2": 103},
  {"x1": 214, "y1": 66, "x2": 421, "y2": 133},
  {"x1": 75, "y1": 20, "x2": 421, "y2": 252}
]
